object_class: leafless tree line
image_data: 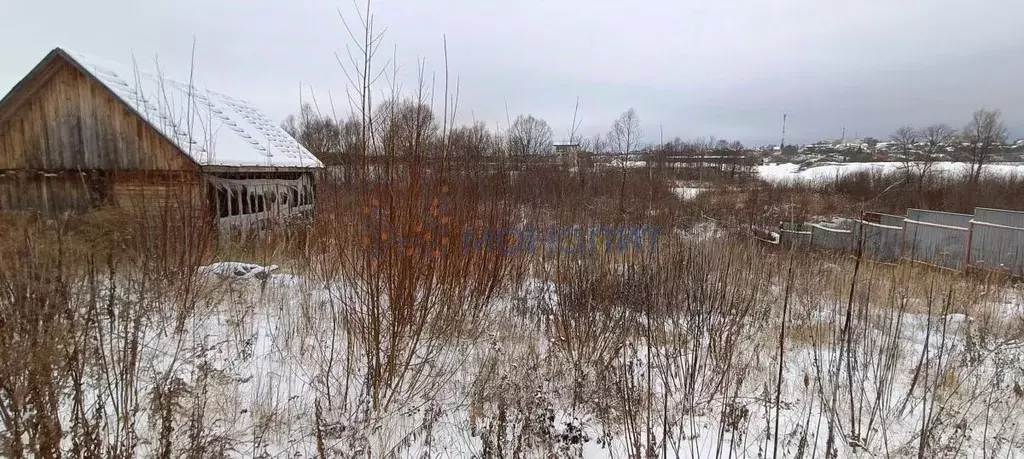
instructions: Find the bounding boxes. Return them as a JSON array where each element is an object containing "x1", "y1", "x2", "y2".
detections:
[
  {"x1": 281, "y1": 101, "x2": 558, "y2": 162},
  {"x1": 890, "y1": 108, "x2": 1009, "y2": 187},
  {"x1": 282, "y1": 100, "x2": 690, "y2": 167}
]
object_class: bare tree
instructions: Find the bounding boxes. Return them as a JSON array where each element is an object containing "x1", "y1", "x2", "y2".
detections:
[
  {"x1": 962, "y1": 108, "x2": 1008, "y2": 184},
  {"x1": 690, "y1": 136, "x2": 715, "y2": 156},
  {"x1": 586, "y1": 133, "x2": 606, "y2": 155},
  {"x1": 608, "y1": 109, "x2": 643, "y2": 213},
  {"x1": 647, "y1": 144, "x2": 670, "y2": 171},
  {"x1": 921, "y1": 123, "x2": 957, "y2": 153},
  {"x1": 724, "y1": 140, "x2": 748, "y2": 180},
  {"x1": 507, "y1": 114, "x2": 553, "y2": 156},
  {"x1": 608, "y1": 108, "x2": 643, "y2": 159},
  {"x1": 448, "y1": 121, "x2": 496, "y2": 158},
  {"x1": 889, "y1": 126, "x2": 919, "y2": 160},
  {"x1": 863, "y1": 137, "x2": 880, "y2": 152},
  {"x1": 281, "y1": 114, "x2": 299, "y2": 137},
  {"x1": 339, "y1": 118, "x2": 364, "y2": 156},
  {"x1": 890, "y1": 125, "x2": 921, "y2": 187},
  {"x1": 913, "y1": 123, "x2": 957, "y2": 190},
  {"x1": 663, "y1": 137, "x2": 684, "y2": 152},
  {"x1": 281, "y1": 103, "x2": 344, "y2": 164},
  {"x1": 374, "y1": 98, "x2": 438, "y2": 157},
  {"x1": 679, "y1": 136, "x2": 716, "y2": 181}
]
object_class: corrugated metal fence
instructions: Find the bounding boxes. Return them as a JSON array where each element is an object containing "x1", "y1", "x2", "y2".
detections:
[
  {"x1": 782, "y1": 207, "x2": 1024, "y2": 276},
  {"x1": 903, "y1": 209, "x2": 971, "y2": 271},
  {"x1": 810, "y1": 223, "x2": 856, "y2": 251},
  {"x1": 861, "y1": 221, "x2": 903, "y2": 262},
  {"x1": 779, "y1": 222, "x2": 811, "y2": 247},
  {"x1": 969, "y1": 208, "x2": 1024, "y2": 276}
]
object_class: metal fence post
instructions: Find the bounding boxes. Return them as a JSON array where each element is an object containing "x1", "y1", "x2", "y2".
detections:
[
  {"x1": 859, "y1": 219, "x2": 866, "y2": 259},
  {"x1": 900, "y1": 218, "x2": 908, "y2": 262},
  {"x1": 964, "y1": 220, "x2": 974, "y2": 274}
]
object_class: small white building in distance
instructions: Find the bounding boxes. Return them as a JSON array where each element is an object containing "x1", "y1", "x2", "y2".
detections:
[{"x1": 553, "y1": 141, "x2": 580, "y2": 154}]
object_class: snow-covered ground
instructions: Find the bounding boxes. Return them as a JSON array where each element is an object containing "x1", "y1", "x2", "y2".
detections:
[
  {"x1": 758, "y1": 162, "x2": 1024, "y2": 184},
  {"x1": 672, "y1": 187, "x2": 706, "y2": 201},
  {"x1": 39, "y1": 259, "x2": 1024, "y2": 458}
]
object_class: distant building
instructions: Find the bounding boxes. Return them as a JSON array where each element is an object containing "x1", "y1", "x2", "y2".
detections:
[
  {"x1": 553, "y1": 141, "x2": 580, "y2": 154},
  {"x1": 0, "y1": 47, "x2": 323, "y2": 230}
]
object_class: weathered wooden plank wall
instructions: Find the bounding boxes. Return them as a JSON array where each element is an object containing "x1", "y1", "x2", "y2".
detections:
[
  {"x1": 108, "y1": 171, "x2": 211, "y2": 223},
  {"x1": 0, "y1": 169, "x2": 212, "y2": 221},
  {"x1": 0, "y1": 172, "x2": 94, "y2": 216},
  {"x1": 0, "y1": 57, "x2": 198, "y2": 171}
]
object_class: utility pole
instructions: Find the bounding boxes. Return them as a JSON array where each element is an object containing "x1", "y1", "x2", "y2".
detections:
[{"x1": 781, "y1": 113, "x2": 787, "y2": 149}]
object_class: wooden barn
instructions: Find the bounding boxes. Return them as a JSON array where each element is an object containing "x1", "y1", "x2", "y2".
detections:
[{"x1": 0, "y1": 47, "x2": 323, "y2": 231}]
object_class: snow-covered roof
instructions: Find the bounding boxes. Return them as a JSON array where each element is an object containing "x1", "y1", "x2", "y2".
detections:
[{"x1": 61, "y1": 48, "x2": 322, "y2": 169}]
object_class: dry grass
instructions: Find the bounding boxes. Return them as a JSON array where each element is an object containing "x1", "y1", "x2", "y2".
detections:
[
  {"x1": 3, "y1": 186, "x2": 1024, "y2": 457},
  {"x1": 4, "y1": 19, "x2": 1024, "y2": 456}
]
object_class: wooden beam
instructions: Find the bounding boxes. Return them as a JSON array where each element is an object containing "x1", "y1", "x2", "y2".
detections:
[{"x1": 201, "y1": 165, "x2": 320, "y2": 173}]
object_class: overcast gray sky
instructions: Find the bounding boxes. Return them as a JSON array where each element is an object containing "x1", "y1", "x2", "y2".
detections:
[{"x1": 2, "y1": 0, "x2": 1023, "y2": 146}]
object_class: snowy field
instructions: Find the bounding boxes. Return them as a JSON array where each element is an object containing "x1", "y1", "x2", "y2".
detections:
[
  {"x1": 758, "y1": 162, "x2": 1024, "y2": 184},
  {"x1": 32, "y1": 254, "x2": 1024, "y2": 458}
]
